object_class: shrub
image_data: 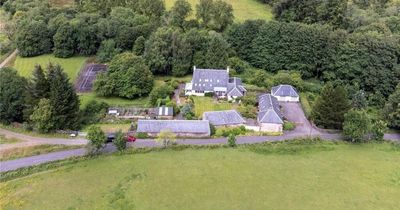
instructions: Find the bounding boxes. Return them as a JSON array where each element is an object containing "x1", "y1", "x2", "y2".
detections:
[
  {"x1": 210, "y1": 124, "x2": 216, "y2": 136},
  {"x1": 204, "y1": 92, "x2": 214, "y2": 97},
  {"x1": 283, "y1": 121, "x2": 296, "y2": 131},
  {"x1": 136, "y1": 132, "x2": 149, "y2": 139},
  {"x1": 227, "y1": 134, "x2": 237, "y2": 147},
  {"x1": 215, "y1": 126, "x2": 246, "y2": 137},
  {"x1": 113, "y1": 130, "x2": 127, "y2": 151},
  {"x1": 156, "y1": 129, "x2": 177, "y2": 147},
  {"x1": 86, "y1": 125, "x2": 106, "y2": 155},
  {"x1": 238, "y1": 105, "x2": 257, "y2": 119}
]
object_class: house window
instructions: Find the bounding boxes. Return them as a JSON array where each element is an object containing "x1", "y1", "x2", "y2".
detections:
[
  {"x1": 203, "y1": 84, "x2": 205, "y2": 86},
  {"x1": 210, "y1": 79, "x2": 212, "y2": 82},
  {"x1": 205, "y1": 79, "x2": 208, "y2": 82},
  {"x1": 199, "y1": 79, "x2": 202, "y2": 82},
  {"x1": 217, "y1": 79, "x2": 220, "y2": 82},
  {"x1": 194, "y1": 84, "x2": 197, "y2": 86}
]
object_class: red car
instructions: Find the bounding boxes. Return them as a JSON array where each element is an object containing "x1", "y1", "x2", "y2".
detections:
[{"x1": 126, "y1": 135, "x2": 136, "y2": 142}]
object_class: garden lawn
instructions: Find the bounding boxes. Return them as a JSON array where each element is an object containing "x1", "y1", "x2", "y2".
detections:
[
  {"x1": 165, "y1": 0, "x2": 273, "y2": 22},
  {"x1": 193, "y1": 96, "x2": 234, "y2": 117},
  {"x1": 13, "y1": 54, "x2": 87, "y2": 82},
  {"x1": 1, "y1": 142, "x2": 400, "y2": 209}
]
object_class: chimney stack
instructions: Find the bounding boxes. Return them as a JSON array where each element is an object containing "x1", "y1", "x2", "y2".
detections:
[
  {"x1": 193, "y1": 66, "x2": 196, "y2": 72},
  {"x1": 227, "y1": 66, "x2": 230, "y2": 73}
]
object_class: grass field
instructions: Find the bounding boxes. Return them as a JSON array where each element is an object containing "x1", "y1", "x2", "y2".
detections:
[
  {"x1": 1, "y1": 141, "x2": 400, "y2": 209},
  {"x1": 83, "y1": 123, "x2": 132, "y2": 133},
  {"x1": 193, "y1": 96, "x2": 235, "y2": 117},
  {"x1": 165, "y1": 0, "x2": 273, "y2": 22},
  {"x1": 0, "y1": 135, "x2": 21, "y2": 144},
  {"x1": 13, "y1": 54, "x2": 88, "y2": 82},
  {"x1": 0, "y1": 144, "x2": 82, "y2": 161}
]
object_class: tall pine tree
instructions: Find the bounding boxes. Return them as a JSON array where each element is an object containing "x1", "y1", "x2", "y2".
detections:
[
  {"x1": 312, "y1": 82, "x2": 350, "y2": 129},
  {"x1": 47, "y1": 64, "x2": 80, "y2": 130},
  {"x1": 24, "y1": 65, "x2": 50, "y2": 120}
]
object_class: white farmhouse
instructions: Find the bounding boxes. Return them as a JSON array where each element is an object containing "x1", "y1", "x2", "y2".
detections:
[{"x1": 185, "y1": 66, "x2": 246, "y2": 100}]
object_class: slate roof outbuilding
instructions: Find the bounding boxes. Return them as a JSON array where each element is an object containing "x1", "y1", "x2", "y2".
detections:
[
  {"x1": 257, "y1": 94, "x2": 284, "y2": 124},
  {"x1": 202, "y1": 110, "x2": 246, "y2": 126},
  {"x1": 271, "y1": 85, "x2": 299, "y2": 97},
  {"x1": 137, "y1": 120, "x2": 211, "y2": 135}
]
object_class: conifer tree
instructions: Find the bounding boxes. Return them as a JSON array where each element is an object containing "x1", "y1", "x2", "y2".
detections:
[
  {"x1": 24, "y1": 65, "x2": 50, "y2": 120},
  {"x1": 47, "y1": 64, "x2": 80, "y2": 130},
  {"x1": 312, "y1": 82, "x2": 350, "y2": 129}
]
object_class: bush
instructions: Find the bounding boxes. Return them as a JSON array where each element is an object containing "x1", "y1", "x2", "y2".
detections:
[
  {"x1": 136, "y1": 132, "x2": 149, "y2": 139},
  {"x1": 210, "y1": 124, "x2": 216, "y2": 136},
  {"x1": 86, "y1": 125, "x2": 106, "y2": 155},
  {"x1": 283, "y1": 121, "x2": 296, "y2": 131},
  {"x1": 113, "y1": 130, "x2": 127, "y2": 151},
  {"x1": 238, "y1": 105, "x2": 257, "y2": 119},
  {"x1": 215, "y1": 126, "x2": 246, "y2": 137},
  {"x1": 227, "y1": 134, "x2": 237, "y2": 147},
  {"x1": 204, "y1": 92, "x2": 214, "y2": 97}
]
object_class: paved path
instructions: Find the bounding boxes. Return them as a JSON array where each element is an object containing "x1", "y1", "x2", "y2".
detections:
[
  {"x1": 0, "y1": 49, "x2": 17, "y2": 68},
  {"x1": 1, "y1": 132, "x2": 399, "y2": 172},
  {"x1": 0, "y1": 128, "x2": 87, "y2": 152}
]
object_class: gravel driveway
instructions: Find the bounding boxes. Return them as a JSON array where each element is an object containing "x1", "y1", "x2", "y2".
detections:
[{"x1": 279, "y1": 102, "x2": 320, "y2": 135}]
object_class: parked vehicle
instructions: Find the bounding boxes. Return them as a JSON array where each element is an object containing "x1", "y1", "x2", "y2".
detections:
[
  {"x1": 106, "y1": 133, "x2": 136, "y2": 143},
  {"x1": 126, "y1": 135, "x2": 136, "y2": 142},
  {"x1": 107, "y1": 133, "x2": 116, "y2": 142}
]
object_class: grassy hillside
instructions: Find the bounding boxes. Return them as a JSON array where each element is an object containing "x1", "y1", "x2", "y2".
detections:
[
  {"x1": 2, "y1": 142, "x2": 400, "y2": 209},
  {"x1": 165, "y1": 0, "x2": 273, "y2": 21},
  {"x1": 13, "y1": 54, "x2": 88, "y2": 83}
]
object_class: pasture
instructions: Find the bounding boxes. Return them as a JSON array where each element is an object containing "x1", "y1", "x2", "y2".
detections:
[
  {"x1": 13, "y1": 54, "x2": 87, "y2": 83},
  {"x1": 165, "y1": 0, "x2": 273, "y2": 21},
  {"x1": 1, "y1": 141, "x2": 400, "y2": 209}
]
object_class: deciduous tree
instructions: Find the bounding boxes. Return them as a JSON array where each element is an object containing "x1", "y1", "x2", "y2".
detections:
[{"x1": 0, "y1": 68, "x2": 26, "y2": 124}]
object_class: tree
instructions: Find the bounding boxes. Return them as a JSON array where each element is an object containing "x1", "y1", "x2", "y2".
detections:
[
  {"x1": 343, "y1": 109, "x2": 371, "y2": 142},
  {"x1": 210, "y1": 0, "x2": 233, "y2": 31},
  {"x1": 352, "y1": 90, "x2": 368, "y2": 109},
  {"x1": 227, "y1": 134, "x2": 236, "y2": 147},
  {"x1": 371, "y1": 119, "x2": 387, "y2": 141},
  {"x1": 53, "y1": 22, "x2": 76, "y2": 58},
  {"x1": 156, "y1": 129, "x2": 177, "y2": 147},
  {"x1": 86, "y1": 125, "x2": 106, "y2": 155},
  {"x1": 312, "y1": 83, "x2": 350, "y2": 129},
  {"x1": 15, "y1": 20, "x2": 52, "y2": 57},
  {"x1": 137, "y1": 0, "x2": 165, "y2": 19},
  {"x1": 196, "y1": 0, "x2": 214, "y2": 27},
  {"x1": 144, "y1": 27, "x2": 192, "y2": 76},
  {"x1": 133, "y1": 36, "x2": 146, "y2": 55},
  {"x1": 204, "y1": 32, "x2": 230, "y2": 68},
  {"x1": 149, "y1": 84, "x2": 174, "y2": 106},
  {"x1": 47, "y1": 64, "x2": 80, "y2": 130},
  {"x1": 94, "y1": 52, "x2": 154, "y2": 99},
  {"x1": 96, "y1": 39, "x2": 121, "y2": 63},
  {"x1": 170, "y1": 0, "x2": 192, "y2": 29},
  {"x1": 24, "y1": 65, "x2": 50, "y2": 120},
  {"x1": 0, "y1": 67, "x2": 26, "y2": 124},
  {"x1": 384, "y1": 84, "x2": 400, "y2": 128},
  {"x1": 73, "y1": 13, "x2": 100, "y2": 55},
  {"x1": 30, "y1": 98, "x2": 54, "y2": 133},
  {"x1": 113, "y1": 129, "x2": 127, "y2": 151},
  {"x1": 80, "y1": 100, "x2": 109, "y2": 125}
]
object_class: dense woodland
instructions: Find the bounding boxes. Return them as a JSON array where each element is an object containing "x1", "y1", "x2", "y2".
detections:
[{"x1": 0, "y1": 0, "x2": 399, "y2": 139}]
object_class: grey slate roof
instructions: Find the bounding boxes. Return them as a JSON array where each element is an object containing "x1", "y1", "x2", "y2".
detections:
[
  {"x1": 227, "y1": 77, "x2": 246, "y2": 97},
  {"x1": 202, "y1": 110, "x2": 246, "y2": 126},
  {"x1": 271, "y1": 85, "x2": 299, "y2": 97},
  {"x1": 192, "y1": 68, "x2": 229, "y2": 91},
  {"x1": 157, "y1": 106, "x2": 173, "y2": 116},
  {"x1": 257, "y1": 94, "x2": 283, "y2": 124},
  {"x1": 137, "y1": 120, "x2": 210, "y2": 134}
]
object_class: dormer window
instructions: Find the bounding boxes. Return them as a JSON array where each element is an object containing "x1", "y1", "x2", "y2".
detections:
[
  {"x1": 217, "y1": 79, "x2": 220, "y2": 82},
  {"x1": 199, "y1": 79, "x2": 202, "y2": 82},
  {"x1": 205, "y1": 79, "x2": 208, "y2": 82}
]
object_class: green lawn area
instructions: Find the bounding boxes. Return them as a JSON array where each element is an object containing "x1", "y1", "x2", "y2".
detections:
[
  {"x1": 1, "y1": 142, "x2": 400, "y2": 209},
  {"x1": 165, "y1": 0, "x2": 273, "y2": 22},
  {"x1": 193, "y1": 96, "x2": 235, "y2": 117},
  {"x1": 13, "y1": 54, "x2": 88, "y2": 82}
]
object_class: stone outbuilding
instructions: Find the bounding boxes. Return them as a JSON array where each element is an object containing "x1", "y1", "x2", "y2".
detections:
[
  {"x1": 271, "y1": 85, "x2": 299, "y2": 102},
  {"x1": 257, "y1": 94, "x2": 284, "y2": 132},
  {"x1": 202, "y1": 110, "x2": 245, "y2": 127},
  {"x1": 136, "y1": 120, "x2": 211, "y2": 137}
]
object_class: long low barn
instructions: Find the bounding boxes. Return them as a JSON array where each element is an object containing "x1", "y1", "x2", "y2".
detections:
[{"x1": 137, "y1": 120, "x2": 211, "y2": 137}]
